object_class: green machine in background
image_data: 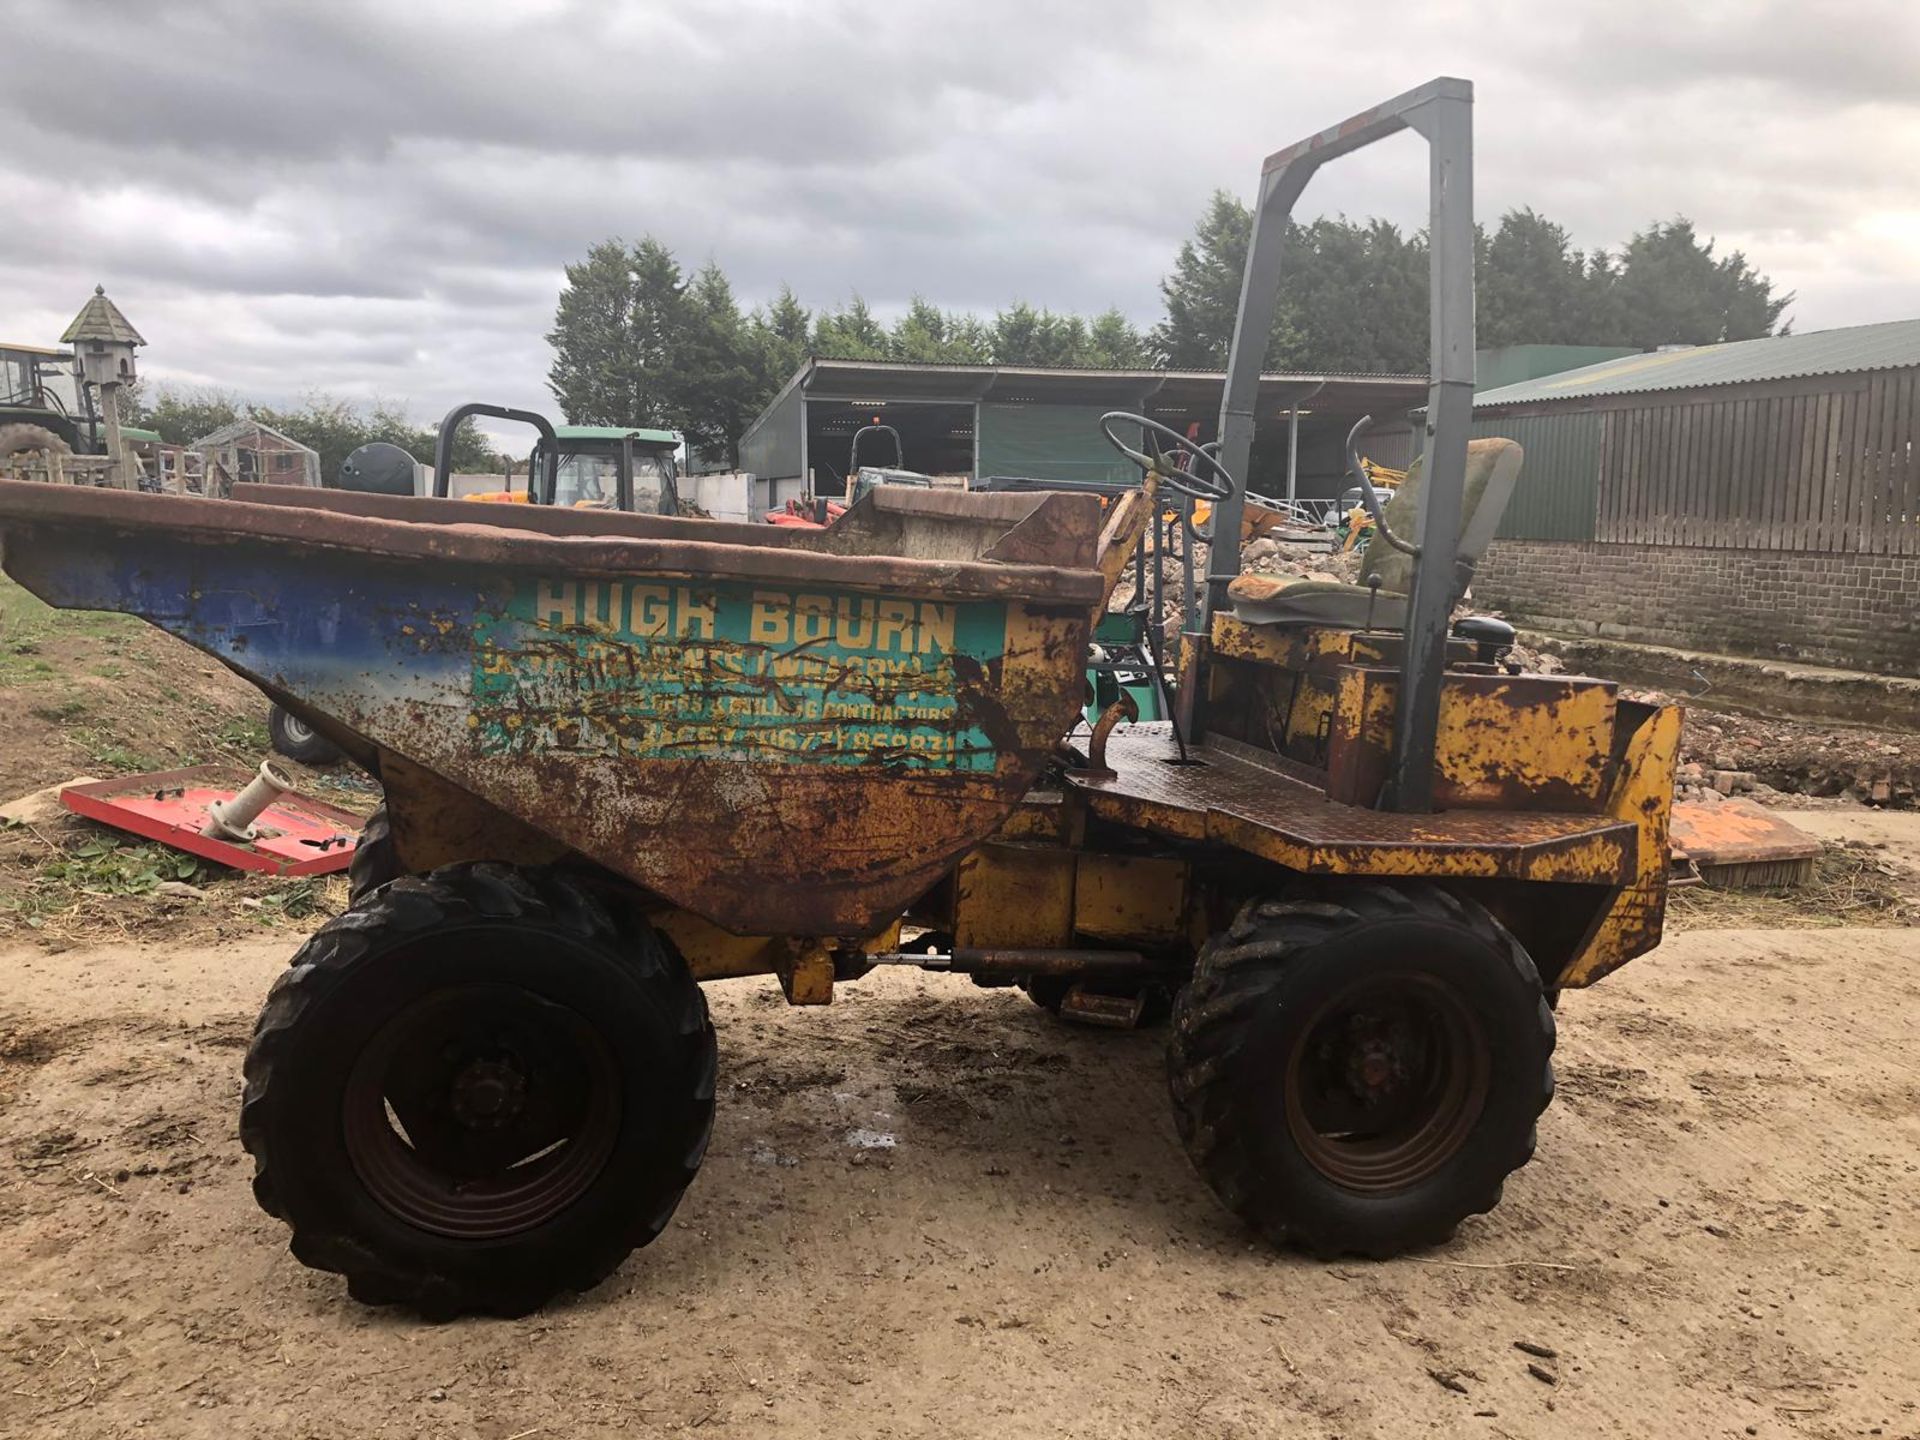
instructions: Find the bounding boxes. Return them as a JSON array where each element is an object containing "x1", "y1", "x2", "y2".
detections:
[{"x1": 1086, "y1": 610, "x2": 1167, "y2": 725}]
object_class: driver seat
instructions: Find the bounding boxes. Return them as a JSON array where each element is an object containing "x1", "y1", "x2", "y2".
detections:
[{"x1": 1227, "y1": 437, "x2": 1524, "y2": 630}]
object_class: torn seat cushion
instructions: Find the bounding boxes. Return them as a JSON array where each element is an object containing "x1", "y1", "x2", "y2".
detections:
[
  {"x1": 1228, "y1": 573, "x2": 1406, "y2": 629},
  {"x1": 1227, "y1": 437, "x2": 1524, "y2": 631}
]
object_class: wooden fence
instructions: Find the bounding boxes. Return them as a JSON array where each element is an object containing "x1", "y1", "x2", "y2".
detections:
[
  {"x1": 1479, "y1": 366, "x2": 1919, "y2": 555},
  {"x1": 1597, "y1": 369, "x2": 1917, "y2": 553}
]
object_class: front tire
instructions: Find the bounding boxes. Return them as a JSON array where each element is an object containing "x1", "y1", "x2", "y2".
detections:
[
  {"x1": 347, "y1": 804, "x2": 401, "y2": 901},
  {"x1": 1168, "y1": 882, "x2": 1553, "y2": 1257},
  {"x1": 241, "y1": 863, "x2": 717, "y2": 1318}
]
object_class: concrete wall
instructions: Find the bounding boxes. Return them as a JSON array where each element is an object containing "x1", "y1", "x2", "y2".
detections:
[{"x1": 1474, "y1": 539, "x2": 1920, "y2": 677}]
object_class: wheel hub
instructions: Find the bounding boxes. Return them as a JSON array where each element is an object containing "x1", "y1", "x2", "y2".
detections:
[
  {"x1": 451, "y1": 1057, "x2": 528, "y2": 1129},
  {"x1": 1285, "y1": 973, "x2": 1492, "y2": 1194},
  {"x1": 342, "y1": 983, "x2": 621, "y2": 1239}
]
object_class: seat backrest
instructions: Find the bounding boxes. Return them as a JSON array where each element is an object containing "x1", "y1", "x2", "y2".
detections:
[{"x1": 1356, "y1": 437, "x2": 1524, "y2": 594}]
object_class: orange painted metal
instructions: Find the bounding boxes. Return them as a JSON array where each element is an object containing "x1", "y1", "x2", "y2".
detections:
[{"x1": 1669, "y1": 799, "x2": 1821, "y2": 869}]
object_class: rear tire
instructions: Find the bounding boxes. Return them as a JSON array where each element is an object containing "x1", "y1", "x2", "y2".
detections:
[
  {"x1": 241, "y1": 863, "x2": 717, "y2": 1318},
  {"x1": 268, "y1": 704, "x2": 344, "y2": 766},
  {"x1": 1168, "y1": 882, "x2": 1553, "y2": 1257}
]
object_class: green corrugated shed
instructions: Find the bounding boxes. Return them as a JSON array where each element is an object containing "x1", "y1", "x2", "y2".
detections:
[
  {"x1": 1474, "y1": 318, "x2": 1920, "y2": 407},
  {"x1": 976, "y1": 402, "x2": 1139, "y2": 486},
  {"x1": 1475, "y1": 344, "x2": 1637, "y2": 393},
  {"x1": 1413, "y1": 411, "x2": 1602, "y2": 541},
  {"x1": 1472, "y1": 412, "x2": 1600, "y2": 540}
]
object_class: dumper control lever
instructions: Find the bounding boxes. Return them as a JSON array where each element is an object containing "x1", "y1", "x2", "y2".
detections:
[{"x1": 1346, "y1": 415, "x2": 1418, "y2": 557}]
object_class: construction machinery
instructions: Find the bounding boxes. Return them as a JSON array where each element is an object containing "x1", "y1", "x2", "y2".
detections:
[
  {"x1": 0, "y1": 79, "x2": 1679, "y2": 1319},
  {"x1": 0, "y1": 342, "x2": 100, "y2": 463},
  {"x1": 766, "y1": 421, "x2": 935, "y2": 526},
  {"x1": 448, "y1": 406, "x2": 684, "y2": 514}
]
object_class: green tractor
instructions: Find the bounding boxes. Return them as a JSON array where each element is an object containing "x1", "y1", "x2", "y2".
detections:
[{"x1": 0, "y1": 343, "x2": 100, "y2": 465}]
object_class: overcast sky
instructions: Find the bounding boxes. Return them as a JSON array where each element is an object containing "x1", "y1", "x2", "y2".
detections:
[{"x1": 5, "y1": 0, "x2": 1918, "y2": 450}]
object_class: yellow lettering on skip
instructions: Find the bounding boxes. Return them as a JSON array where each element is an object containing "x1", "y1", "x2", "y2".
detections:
[
  {"x1": 875, "y1": 599, "x2": 915, "y2": 653},
  {"x1": 834, "y1": 596, "x2": 874, "y2": 647},
  {"x1": 535, "y1": 580, "x2": 576, "y2": 626},
  {"x1": 917, "y1": 602, "x2": 956, "y2": 655},
  {"x1": 630, "y1": 584, "x2": 672, "y2": 636},
  {"x1": 750, "y1": 592, "x2": 790, "y2": 645},
  {"x1": 794, "y1": 593, "x2": 833, "y2": 645},
  {"x1": 677, "y1": 587, "x2": 716, "y2": 640},
  {"x1": 583, "y1": 582, "x2": 623, "y2": 631}
]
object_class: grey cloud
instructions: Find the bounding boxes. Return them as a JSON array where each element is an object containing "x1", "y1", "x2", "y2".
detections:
[{"x1": 3, "y1": 0, "x2": 1916, "y2": 439}]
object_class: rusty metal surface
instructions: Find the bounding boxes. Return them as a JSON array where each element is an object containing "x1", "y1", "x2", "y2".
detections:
[
  {"x1": 1669, "y1": 799, "x2": 1821, "y2": 867},
  {"x1": 237, "y1": 480, "x2": 1102, "y2": 570},
  {"x1": 1087, "y1": 693, "x2": 1138, "y2": 772},
  {"x1": 948, "y1": 948, "x2": 1155, "y2": 977},
  {"x1": 1067, "y1": 725, "x2": 1638, "y2": 884},
  {"x1": 953, "y1": 843, "x2": 1078, "y2": 950},
  {"x1": 1325, "y1": 667, "x2": 1618, "y2": 811},
  {"x1": 1562, "y1": 702, "x2": 1684, "y2": 986},
  {"x1": 0, "y1": 480, "x2": 1101, "y2": 939},
  {"x1": 0, "y1": 480, "x2": 1104, "y2": 606}
]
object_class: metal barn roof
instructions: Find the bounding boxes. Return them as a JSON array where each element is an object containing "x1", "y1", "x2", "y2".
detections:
[{"x1": 1473, "y1": 317, "x2": 1920, "y2": 408}]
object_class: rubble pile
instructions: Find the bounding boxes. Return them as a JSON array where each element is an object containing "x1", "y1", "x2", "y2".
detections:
[
  {"x1": 1107, "y1": 536, "x2": 1363, "y2": 642},
  {"x1": 1673, "y1": 710, "x2": 1919, "y2": 810}
]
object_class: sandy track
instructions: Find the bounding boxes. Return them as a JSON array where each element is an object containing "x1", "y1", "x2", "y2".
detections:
[{"x1": 1, "y1": 922, "x2": 1916, "y2": 1439}]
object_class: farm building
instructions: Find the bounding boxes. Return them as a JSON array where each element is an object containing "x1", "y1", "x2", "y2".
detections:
[
  {"x1": 739, "y1": 358, "x2": 1428, "y2": 512},
  {"x1": 1463, "y1": 319, "x2": 1920, "y2": 676}
]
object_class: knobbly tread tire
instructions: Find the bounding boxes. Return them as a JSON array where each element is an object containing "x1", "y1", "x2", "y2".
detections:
[
  {"x1": 346, "y1": 804, "x2": 401, "y2": 901},
  {"x1": 241, "y1": 862, "x2": 716, "y2": 1319},
  {"x1": 1167, "y1": 881, "x2": 1555, "y2": 1258},
  {"x1": 0, "y1": 423, "x2": 72, "y2": 459}
]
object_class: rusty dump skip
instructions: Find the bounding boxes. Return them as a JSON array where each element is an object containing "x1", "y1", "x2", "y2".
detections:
[{"x1": 0, "y1": 480, "x2": 1106, "y2": 937}]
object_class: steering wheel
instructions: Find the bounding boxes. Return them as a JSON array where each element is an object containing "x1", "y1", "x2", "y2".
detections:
[{"x1": 1098, "y1": 412, "x2": 1235, "y2": 501}]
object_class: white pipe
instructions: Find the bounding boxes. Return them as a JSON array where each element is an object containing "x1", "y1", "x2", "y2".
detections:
[
  {"x1": 203, "y1": 759, "x2": 296, "y2": 842},
  {"x1": 1286, "y1": 403, "x2": 1300, "y2": 504}
]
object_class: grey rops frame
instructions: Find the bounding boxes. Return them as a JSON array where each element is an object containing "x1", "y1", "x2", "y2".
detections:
[{"x1": 1206, "y1": 76, "x2": 1475, "y2": 815}]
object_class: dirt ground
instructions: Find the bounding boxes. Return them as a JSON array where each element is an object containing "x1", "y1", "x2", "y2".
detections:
[
  {"x1": 3, "y1": 575, "x2": 1918, "y2": 1437},
  {"x1": 3, "y1": 880, "x2": 1918, "y2": 1439}
]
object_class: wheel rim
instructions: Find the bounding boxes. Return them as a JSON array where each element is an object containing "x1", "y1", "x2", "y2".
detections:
[
  {"x1": 280, "y1": 713, "x2": 314, "y2": 744},
  {"x1": 342, "y1": 982, "x2": 622, "y2": 1238},
  {"x1": 1283, "y1": 971, "x2": 1490, "y2": 1193}
]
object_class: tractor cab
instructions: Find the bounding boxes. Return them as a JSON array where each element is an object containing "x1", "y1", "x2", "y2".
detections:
[
  {"x1": 534, "y1": 425, "x2": 682, "y2": 515},
  {"x1": 445, "y1": 413, "x2": 683, "y2": 516},
  {"x1": 0, "y1": 343, "x2": 94, "y2": 456}
]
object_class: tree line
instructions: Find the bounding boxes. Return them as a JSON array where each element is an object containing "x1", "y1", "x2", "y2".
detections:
[
  {"x1": 128, "y1": 389, "x2": 505, "y2": 484},
  {"x1": 131, "y1": 198, "x2": 1795, "y2": 475},
  {"x1": 1156, "y1": 198, "x2": 1793, "y2": 370},
  {"x1": 551, "y1": 203, "x2": 1791, "y2": 464}
]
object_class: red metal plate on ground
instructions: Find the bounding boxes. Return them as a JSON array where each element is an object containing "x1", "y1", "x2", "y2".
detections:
[
  {"x1": 60, "y1": 765, "x2": 361, "y2": 876},
  {"x1": 1668, "y1": 799, "x2": 1821, "y2": 867}
]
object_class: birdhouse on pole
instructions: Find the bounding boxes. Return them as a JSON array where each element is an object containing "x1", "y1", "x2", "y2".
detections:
[
  {"x1": 62, "y1": 285, "x2": 145, "y2": 388},
  {"x1": 60, "y1": 286, "x2": 145, "y2": 488}
]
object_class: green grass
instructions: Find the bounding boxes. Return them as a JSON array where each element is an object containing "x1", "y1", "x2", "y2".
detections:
[
  {"x1": 28, "y1": 697, "x2": 92, "y2": 724},
  {"x1": 73, "y1": 731, "x2": 168, "y2": 773},
  {"x1": 0, "y1": 575, "x2": 142, "y2": 687},
  {"x1": 1, "y1": 831, "x2": 204, "y2": 929}
]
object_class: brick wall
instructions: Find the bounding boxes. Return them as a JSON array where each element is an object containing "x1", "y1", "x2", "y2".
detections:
[{"x1": 1474, "y1": 540, "x2": 1920, "y2": 677}]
